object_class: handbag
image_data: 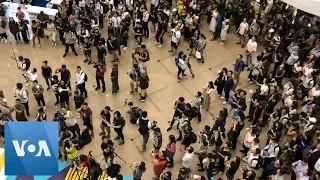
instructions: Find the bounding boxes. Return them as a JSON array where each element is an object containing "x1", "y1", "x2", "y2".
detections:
[{"x1": 195, "y1": 51, "x2": 201, "y2": 59}]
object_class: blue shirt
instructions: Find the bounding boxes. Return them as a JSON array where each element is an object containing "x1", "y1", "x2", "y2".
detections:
[{"x1": 234, "y1": 59, "x2": 244, "y2": 72}]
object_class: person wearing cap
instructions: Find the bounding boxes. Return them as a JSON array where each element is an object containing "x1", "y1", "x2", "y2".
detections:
[{"x1": 99, "y1": 106, "x2": 111, "y2": 137}]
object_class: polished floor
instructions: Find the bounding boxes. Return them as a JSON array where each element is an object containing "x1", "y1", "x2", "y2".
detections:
[{"x1": 0, "y1": 18, "x2": 265, "y2": 179}]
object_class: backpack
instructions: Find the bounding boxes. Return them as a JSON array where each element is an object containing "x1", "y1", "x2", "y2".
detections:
[
  {"x1": 274, "y1": 144, "x2": 282, "y2": 157},
  {"x1": 139, "y1": 77, "x2": 149, "y2": 89},
  {"x1": 82, "y1": 72, "x2": 88, "y2": 82},
  {"x1": 138, "y1": 119, "x2": 149, "y2": 135},
  {"x1": 240, "y1": 61, "x2": 245, "y2": 71},
  {"x1": 251, "y1": 155, "x2": 263, "y2": 170},
  {"x1": 175, "y1": 56, "x2": 180, "y2": 66},
  {"x1": 23, "y1": 58, "x2": 31, "y2": 70},
  {"x1": 190, "y1": 132, "x2": 197, "y2": 143}
]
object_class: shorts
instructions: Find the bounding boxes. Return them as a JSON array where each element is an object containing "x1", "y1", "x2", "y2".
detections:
[
  {"x1": 130, "y1": 79, "x2": 137, "y2": 84},
  {"x1": 83, "y1": 50, "x2": 91, "y2": 56},
  {"x1": 171, "y1": 41, "x2": 178, "y2": 48}
]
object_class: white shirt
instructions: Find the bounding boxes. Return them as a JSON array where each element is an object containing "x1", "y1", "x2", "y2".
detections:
[
  {"x1": 28, "y1": 72, "x2": 38, "y2": 81},
  {"x1": 171, "y1": 29, "x2": 181, "y2": 43},
  {"x1": 303, "y1": 77, "x2": 314, "y2": 89},
  {"x1": 151, "y1": 0, "x2": 159, "y2": 6},
  {"x1": 247, "y1": 152, "x2": 258, "y2": 168},
  {"x1": 142, "y1": 11, "x2": 149, "y2": 23},
  {"x1": 183, "y1": 152, "x2": 194, "y2": 168},
  {"x1": 79, "y1": 0, "x2": 85, "y2": 8},
  {"x1": 14, "y1": 88, "x2": 28, "y2": 103},
  {"x1": 238, "y1": 22, "x2": 249, "y2": 35},
  {"x1": 111, "y1": 16, "x2": 120, "y2": 28},
  {"x1": 64, "y1": 111, "x2": 77, "y2": 127},
  {"x1": 246, "y1": 39, "x2": 257, "y2": 53},
  {"x1": 264, "y1": 141, "x2": 280, "y2": 158},
  {"x1": 260, "y1": 84, "x2": 269, "y2": 95},
  {"x1": 75, "y1": 71, "x2": 85, "y2": 85},
  {"x1": 311, "y1": 87, "x2": 320, "y2": 97},
  {"x1": 244, "y1": 132, "x2": 256, "y2": 147},
  {"x1": 18, "y1": 60, "x2": 27, "y2": 73},
  {"x1": 125, "y1": 0, "x2": 133, "y2": 10},
  {"x1": 204, "y1": 84, "x2": 214, "y2": 95}
]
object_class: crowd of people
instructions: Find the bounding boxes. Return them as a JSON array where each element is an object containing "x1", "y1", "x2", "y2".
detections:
[{"x1": 0, "y1": 0, "x2": 320, "y2": 180}]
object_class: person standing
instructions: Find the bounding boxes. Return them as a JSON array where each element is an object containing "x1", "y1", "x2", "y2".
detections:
[
  {"x1": 97, "y1": 42, "x2": 107, "y2": 62},
  {"x1": 202, "y1": 81, "x2": 214, "y2": 111},
  {"x1": 9, "y1": 17, "x2": 20, "y2": 43},
  {"x1": 99, "y1": 106, "x2": 111, "y2": 137},
  {"x1": 142, "y1": 8, "x2": 149, "y2": 39},
  {"x1": 223, "y1": 71, "x2": 235, "y2": 104},
  {"x1": 46, "y1": 19, "x2": 57, "y2": 46},
  {"x1": 192, "y1": 92, "x2": 202, "y2": 123},
  {"x1": 197, "y1": 34, "x2": 207, "y2": 64},
  {"x1": 14, "y1": 99, "x2": 27, "y2": 121},
  {"x1": 110, "y1": 111, "x2": 125, "y2": 145},
  {"x1": 138, "y1": 71, "x2": 149, "y2": 102},
  {"x1": 138, "y1": 111, "x2": 152, "y2": 152},
  {"x1": 41, "y1": 60, "x2": 52, "y2": 90},
  {"x1": 83, "y1": 37, "x2": 93, "y2": 64},
  {"x1": 63, "y1": 26, "x2": 78, "y2": 57},
  {"x1": 169, "y1": 26, "x2": 181, "y2": 56},
  {"x1": 30, "y1": 20, "x2": 41, "y2": 47},
  {"x1": 0, "y1": 19, "x2": 7, "y2": 43},
  {"x1": 167, "y1": 97, "x2": 185, "y2": 131},
  {"x1": 32, "y1": 80, "x2": 46, "y2": 110},
  {"x1": 94, "y1": 61, "x2": 106, "y2": 93},
  {"x1": 77, "y1": 103, "x2": 94, "y2": 138},
  {"x1": 14, "y1": 83, "x2": 29, "y2": 116},
  {"x1": 233, "y1": 54, "x2": 244, "y2": 84},
  {"x1": 236, "y1": 18, "x2": 249, "y2": 48},
  {"x1": 16, "y1": 56, "x2": 29, "y2": 85},
  {"x1": 182, "y1": 146, "x2": 195, "y2": 178},
  {"x1": 110, "y1": 62, "x2": 119, "y2": 95},
  {"x1": 131, "y1": 161, "x2": 146, "y2": 180},
  {"x1": 75, "y1": 66, "x2": 88, "y2": 98},
  {"x1": 155, "y1": 18, "x2": 166, "y2": 48},
  {"x1": 245, "y1": 36, "x2": 257, "y2": 66},
  {"x1": 165, "y1": 135, "x2": 176, "y2": 167}
]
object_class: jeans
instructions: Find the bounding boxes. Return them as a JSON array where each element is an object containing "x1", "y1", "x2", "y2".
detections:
[
  {"x1": 156, "y1": 33, "x2": 163, "y2": 45},
  {"x1": 115, "y1": 129, "x2": 124, "y2": 142},
  {"x1": 96, "y1": 76, "x2": 106, "y2": 90},
  {"x1": 246, "y1": 54, "x2": 252, "y2": 65},
  {"x1": 12, "y1": 32, "x2": 21, "y2": 42},
  {"x1": 142, "y1": 133, "x2": 150, "y2": 151},
  {"x1": 224, "y1": 89, "x2": 230, "y2": 102},
  {"x1": 35, "y1": 96, "x2": 46, "y2": 107},
  {"x1": 77, "y1": 82, "x2": 88, "y2": 98},
  {"x1": 68, "y1": 123, "x2": 81, "y2": 139},
  {"x1": 142, "y1": 22, "x2": 149, "y2": 37},
  {"x1": 200, "y1": 48, "x2": 204, "y2": 63}
]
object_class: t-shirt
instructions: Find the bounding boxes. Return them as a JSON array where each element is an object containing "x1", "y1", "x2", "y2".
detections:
[
  {"x1": 81, "y1": 155, "x2": 91, "y2": 168},
  {"x1": 171, "y1": 29, "x2": 181, "y2": 43},
  {"x1": 247, "y1": 152, "x2": 258, "y2": 168},
  {"x1": 58, "y1": 68, "x2": 71, "y2": 82},
  {"x1": 32, "y1": 85, "x2": 44, "y2": 98},
  {"x1": 97, "y1": 47, "x2": 107, "y2": 60},
  {"x1": 14, "y1": 88, "x2": 28, "y2": 103},
  {"x1": 81, "y1": 108, "x2": 92, "y2": 123},
  {"x1": 28, "y1": 72, "x2": 38, "y2": 81},
  {"x1": 182, "y1": 152, "x2": 194, "y2": 168},
  {"x1": 134, "y1": 26, "x2": 143, "y2": 36},
  {"x1": 100, "y1": 110, "x2": 111, "y2": 126},
  {"x1": 41, "y1": 66, "x2": 52, "y2": 77},
  {"x1": 15, "y1": 104, "x2": 26, "y2": 121},
  {"x1": 227, "y1": 161, "x2": 239, "y2": 175},
  {"x1": 83, "y1": 42, "x2": 92, "y2": 51}
]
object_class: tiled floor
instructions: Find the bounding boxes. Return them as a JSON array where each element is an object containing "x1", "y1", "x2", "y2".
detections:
[{"x1": 0, "y1": 18, "x2": 264, "y2": 179}]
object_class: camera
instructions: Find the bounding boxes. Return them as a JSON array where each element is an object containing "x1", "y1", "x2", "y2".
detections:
[{"x1": 54, "y1": 111, "x2": 66, "y2": 121}]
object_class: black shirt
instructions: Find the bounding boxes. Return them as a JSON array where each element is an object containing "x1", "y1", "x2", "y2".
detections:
[
  {"x1": 41, "y1": 66, "x2": 52, "y2": 77},
  {"x1": 83, "y1": 41, "x2": 92, "y2": 51},
  {"x1": 97, "y1": 47, "x2": 107, "y2": 60},
  {"x1": 133, "y1": 26, "x2": 143, "y2": 36},
  {"x1": 113, "y1": 117, "x2": 125, "y2": 132},
  {"x1": 174, "y1": 101, "x2": 185, "y2": 116},
  {"x1": 74, "y1": 95, "x2": 84, "y2": 109},
  {"x1": 226, "y1": 161, "x2": 239, "y2": 175},
  {"x1": 100, "y1": 110, "x2": 111, "y2": 126},
  {"x1": 58, "y1": 68, "x2": 71, "y2": 82},
  {"x1": 101, "y1": 140, "x2": 113, "y2": 156},
  {"x1": 119, "y1": 25, "x2": 129, "y2": 37}
]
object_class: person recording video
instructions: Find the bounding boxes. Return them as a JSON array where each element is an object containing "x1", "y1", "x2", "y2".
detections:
[{"x1": 101, "y1": 135, "x2": 115, "y2": 168}]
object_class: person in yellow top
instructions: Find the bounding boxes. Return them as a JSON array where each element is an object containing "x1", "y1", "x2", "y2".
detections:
[
  {"x1": 177, "y1": 0, "x2": 185, "y2": 14},
  {"x1": 64, "y1": 140, "x2": 79, "y2": 167}
]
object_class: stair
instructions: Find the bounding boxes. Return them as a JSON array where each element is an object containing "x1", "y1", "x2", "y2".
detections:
[{"x1": 64, "y1": 166, "x2": 108, "y2": 180}]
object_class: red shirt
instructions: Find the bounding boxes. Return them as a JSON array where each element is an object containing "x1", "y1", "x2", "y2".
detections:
[
  {"x1": 81, "y1": 155, "x2": 90, "y2": 168},
  {"x1": 153, "y1": 153, "x2": 167, "y2": 174},
  {"x1": 16, "y1": 11, "x2": 25, "y2": 20}
]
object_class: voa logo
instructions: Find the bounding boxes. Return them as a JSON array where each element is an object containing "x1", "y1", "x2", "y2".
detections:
[{"x1": 12, "y1": 140, "x2": 51, "y2": 157}]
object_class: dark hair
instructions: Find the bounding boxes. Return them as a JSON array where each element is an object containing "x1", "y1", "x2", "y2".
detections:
[
  {"x1": 62, "y1": 64, "x2": 67, "y2": 68},
  {"x1": 74, "y1": 90, "x2": 79, "y2": 94},
  {"x1": 169, "y1": 135, "x2": 176, "y2": 143},
  {"x1": 226, "y1": 141, "x2": 232, "y2": 148},
  {"x1": 43, "y1": 60, "x2": 48, "y2": 64},
  {"x1": 179, "y1": 97, "x2": 185, "y2": 102},
  {"x1": 33, "y1": 80, "x2": 38, "y2": 84},
  {"x1": 104, "y1": 106, "x2": 111, "y2": 111},
  {"x1": 253, "y1": 138, "x2": 259, "y2": 144},
  {"x1": 229, "y1": 70, "x2": 233, "y2": 75},
  {"x1": 141, "y1": 111, "x2": 148, "y2": 118},
  {"x1": 208, "y1": 81, "x2": 214, "y2": 89},
  {"x1": 38, "y1": 107, "x2": 44, "y2": 113},
  {"x1": 16, "y1": 83, "x2": 23, "y2": 89},
  {"x1": 77, "y1": 66, "x2": 81, "y2": 69},
  {"x1": 257, "y1": 55, "x2": 262, "y2": 61},
  {"x1": 82, "y1": 102, "x2": 88, "y2": 106},
  {"x1": 15, "y1": 98, "x2": 20, "y2": 102},
  {"x1": 204, "y1": 125, "x2": 210, "y2": 131},
  {"x1": 239, "y1": 54, "x2": 243, "y2": 58},
  {"x1": 197, "y1": 91, "x2": 202, "y2": 97},
  {"x1": 255, "y1": 148, "x2": 261, "y2": 154},
  {"x1": 114, "y1": 111, "x2": 121, "y2": 118},
  {"x1": 128, "y1": 102, "x2": 133, "y2": 106},
  {"x1": 79, "y1": 154, "x2": 87, "y2": 162},
  {"x1": 139, "y1": 161, "x2": 146, "y2": 171},
  {"x1": 141, "y1": 44, "x2": 146, "y2": 48},
  {"x1": 102, "y1": 135, "x2": 108, "y2": 140},
  {"x1": 188, "y1": 146, "x2": 194, "y2": 153},
  {"x1": 18, "y1": 56, "x2": 23, "y2": 61},
  {"x1": 32, "y1": 68, "x2": 37, "y2": 73}
]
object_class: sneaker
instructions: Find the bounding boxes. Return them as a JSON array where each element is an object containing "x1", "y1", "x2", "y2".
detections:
[
  {"x1": 102, "y1": 89, "x2": 106, "y2": 93},
  {"x1": 139, "y1": 99, "x2": 146, "y2": 102},
  {"x1": 222, "y1": 101, "x2": 228, "y2": 104},
  {"x1": 38, "y1": 44, "x2": 41, "y2": 48},
  {"x1": 25, "y1": 83, "x2": 29, "y2": 87},
  {"x1": 84, "y1": 59, "x2": 89, "y2": 62},
  {"x1": 249, "y1": 81, "x2": 253, "y2": 84},
  {"x1": 63, "y1": 54, "x2": 67, "y2": 57},
  {"x1": 114, "y1": 136, "x2": 120, "y2": 140},
  {"x1": 52, "y1": 43, "x2": 54, "y2": 46},
  {"x1": 158, "y1": 44, "x2": 163, "y2": 48},
  {"x1": 168, "y1": 49, "x2": 172, "y2": 52},
  {"x1": 95, "y1": 87, "x2": 101, "y2": 91},
  {"x1": 74, "y1": 53, "x2": 78, "y2": 56},
  {"x1": 4, "y1": 40, "x2": 7, "y2": 43},
  {"x1": 220, "y1": 96, "x2": 225, "y2": 99},
  {"x1": 154, "y1": 41, "x2": 159, "y2": 44},
  {"x1": 43, "y1": 106, "x2": 46, "y2": 110},
  {"x1": 123, "y1": 47, "x2": 127, "y2": 50},
  {"x1": 167, "y1": 127, "x2": 172, "y2": 132},
  {"x1": 119, "y1": 141, "x2": 125, "y2": 145},
  {"x1": 99, "y1": 132, "x2": 106, "y2": 136},
  {"x1": 54, "y1": 43, "x2": 57, "y2": 46}
]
